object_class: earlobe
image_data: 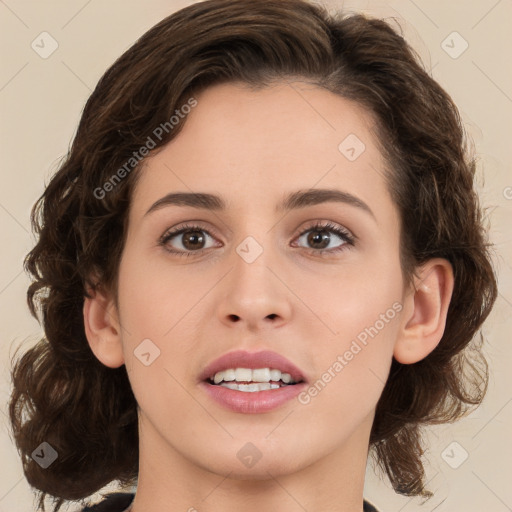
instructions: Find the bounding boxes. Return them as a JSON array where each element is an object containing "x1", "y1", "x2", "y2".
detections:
[
  {"x1": 83, "y1": 285, "x2": 125, "y2": 368},
  {"x1": 393, "y1": 258, "x2": 454, "y2": 364}
]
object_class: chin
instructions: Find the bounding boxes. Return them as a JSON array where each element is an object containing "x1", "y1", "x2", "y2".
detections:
[{"x1": 195, "y1": 443, "x2": 312, "y2": 479}]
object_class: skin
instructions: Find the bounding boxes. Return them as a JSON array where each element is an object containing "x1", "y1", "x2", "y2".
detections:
[{"x1": 84, "y1": 81, "x2": 454, "y2": 512}]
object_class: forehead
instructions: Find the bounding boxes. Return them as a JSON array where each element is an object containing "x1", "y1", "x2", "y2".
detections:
[
  {"x1": 131, "y1": 80, "x2": 392, "y2": 219},
  {"x1": 174, "y1": 80, "x2": 379, "y2": 161}
]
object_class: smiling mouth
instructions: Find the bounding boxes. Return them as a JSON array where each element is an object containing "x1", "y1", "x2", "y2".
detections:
[{"x1": 205, "y1": 367, "x2": 305, "y2": 392}]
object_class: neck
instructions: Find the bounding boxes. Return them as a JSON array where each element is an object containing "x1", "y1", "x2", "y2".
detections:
[{"x1": 129, "y1": 410, "x2": 373, "y2": 512}]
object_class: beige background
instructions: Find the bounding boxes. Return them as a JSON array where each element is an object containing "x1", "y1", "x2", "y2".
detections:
[{"x1": 1, "y1": 1, "x2": 511, "y2": 511}]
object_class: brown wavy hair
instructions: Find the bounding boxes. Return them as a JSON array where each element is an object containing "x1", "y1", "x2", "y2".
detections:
[{"x1": 8, "y1": 0, "x2": 498, "y2": 510}]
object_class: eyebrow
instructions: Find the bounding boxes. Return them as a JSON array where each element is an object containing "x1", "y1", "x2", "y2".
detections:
[{"x1": 144, "y1": 188, "x2": 375, "y2": 221}]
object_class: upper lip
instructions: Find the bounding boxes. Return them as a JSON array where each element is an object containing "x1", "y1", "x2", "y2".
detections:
[{"x1": 199, "y1": 350, "x2": 307, "y2": 383}]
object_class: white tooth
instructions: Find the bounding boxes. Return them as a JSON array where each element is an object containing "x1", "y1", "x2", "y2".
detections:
[
  {"x1": 223, "y1": 369, "x2": 236, "y2": 382},
  {"x1": 269, "y1": 369, "x2": 282, "y2": 381},
  {"x1": 211, "y1": 367, "x2": 297, "y2": 385},
  {"x1": 270, "y1": 383, "x2": 280, "y2": 389},
  {"x1": 219, "y1": 382, "x2": 273, "y2": 392},
  {"x1": 252, "y1": 368, "x2": 271, "y2": 382},
  {"x1": 221, "y1": 382, "x2": 240, "y2": 390},
  {"x1": 235, "y1": 368, "x2": 253, "y2": 382},
  {"x1": 281, "y1": 373, "x2": 292, "y2": 383}
]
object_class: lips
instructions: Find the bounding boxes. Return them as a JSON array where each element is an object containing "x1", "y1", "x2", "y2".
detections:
[{"x1": 198, "y1": 349, "x2": 307, "y2": 384}]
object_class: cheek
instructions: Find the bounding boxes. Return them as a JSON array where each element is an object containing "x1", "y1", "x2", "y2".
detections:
[
  {"x1": 298, "y1": 307, "x2": 399, "y2": 434},
  {"x1": 116, "y1": 252, "x2": 193, "y2": 411},
  {"x1": 117, "y1": 247, "x2": 203, "y2": 337},
  {"x1": 116, "y1": 249, "x2": 212, "y2": 403},
  {"x1": 309, "y1": 255, "x2": 403, "y2": 346},
  {"x1": 303, "y1": 257, "x2": 403, "y2": 407}
]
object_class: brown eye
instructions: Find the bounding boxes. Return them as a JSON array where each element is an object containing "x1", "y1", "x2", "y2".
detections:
[
  {"x1": 304, "y1": 229, "x2": 332, "y2": 250},
  {"x1": 293, "y1": 221, "x2": 354, "y2": 255},
  {"x1": 179, "y1": 229, "x2": 206, "y2": 250},
  {"x1": 159, "y1": 224, "x2": 218, "y2": 255}
]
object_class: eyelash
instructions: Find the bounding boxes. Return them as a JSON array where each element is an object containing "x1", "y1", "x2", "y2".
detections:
[{"x1": 158, "y1": 221, "x2": 355, "y2": 258}]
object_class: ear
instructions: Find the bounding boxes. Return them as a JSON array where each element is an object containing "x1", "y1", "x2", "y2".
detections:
[
  {"x1": 83, "y1": 283, "x2": 125, "y2": 368},
  {"x1": 393, "y1": 258, "x2": 454, "y2": 364}
]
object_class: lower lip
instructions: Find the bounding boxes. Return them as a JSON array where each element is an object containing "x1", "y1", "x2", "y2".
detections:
[{"x1": 199, "y1": 381, "x2": 308, "y2": 414}]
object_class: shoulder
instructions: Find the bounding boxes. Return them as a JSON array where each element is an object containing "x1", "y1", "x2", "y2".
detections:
[
  {"x1": 364, "y1": 498, "x2": 381, "y2": 512},
  {"x1": 79, "y1": 492, "x2": 135, "y2": 512}
]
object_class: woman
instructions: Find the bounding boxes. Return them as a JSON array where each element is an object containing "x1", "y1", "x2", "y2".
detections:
[{"x1": 8, "y1": 0, "x2": 497, "y2": 511}]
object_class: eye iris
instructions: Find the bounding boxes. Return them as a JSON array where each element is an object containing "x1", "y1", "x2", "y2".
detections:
[
  {"x1": 308, "y1": 229, "x2": 330, "y2": 249},
  {"x1": 183, "y1": 230, "x2": 205, "y2": 250}
]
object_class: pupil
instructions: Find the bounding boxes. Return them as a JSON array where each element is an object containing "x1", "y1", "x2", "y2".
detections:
[
  {"x1": 308, "y1": 230, "x2": 329, "y2": 249},
  {"x1": 184, "y1": 230, "x2": 204, "y2": 249}
]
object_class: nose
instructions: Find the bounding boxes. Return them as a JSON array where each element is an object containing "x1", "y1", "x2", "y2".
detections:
[{"x1": 216, "y1": 242, "x2": 292, "y2": 332}]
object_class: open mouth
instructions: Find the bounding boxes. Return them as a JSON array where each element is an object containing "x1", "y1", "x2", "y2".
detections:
[{"x1": 206, "y1": 367, "x2": 304, "y2": 392}]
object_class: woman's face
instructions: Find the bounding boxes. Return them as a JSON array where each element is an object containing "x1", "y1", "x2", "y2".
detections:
[{"x1": 115, "y1": 81, "x2": 410, "y2": 480}]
